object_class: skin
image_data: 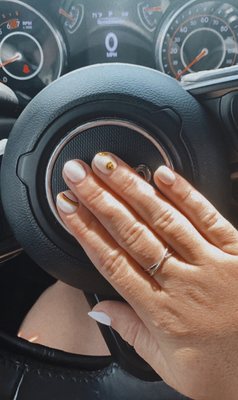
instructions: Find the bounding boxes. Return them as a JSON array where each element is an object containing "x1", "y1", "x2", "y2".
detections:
[
  {"x1": 56, "y1": 153, "x2": 238, "y2": 400},
  {"x1": 19, "y1": 281, "x2": 110, "y2": 356}
]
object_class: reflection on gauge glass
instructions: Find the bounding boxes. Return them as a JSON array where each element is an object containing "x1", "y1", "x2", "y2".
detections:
[
  {"x1": 138, "y1": 0, "x2": 170, "y2": 32},
  {"x1": 156, "y1": 1, "x2": 238, "y2": 80},
  {"x1": 0, "y1": 0, "x2": 64, "y2": 96},
  {"x1": 59, "y1": 2, "x2": 84, "y2": 34}
]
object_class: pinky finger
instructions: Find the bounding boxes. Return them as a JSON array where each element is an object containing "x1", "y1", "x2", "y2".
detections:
[{"x1": 154, "y1": 166, "x2": 238, "y2": 255}]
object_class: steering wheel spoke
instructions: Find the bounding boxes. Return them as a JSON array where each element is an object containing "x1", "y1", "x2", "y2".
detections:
[
  {"x1": 185, "y1": 67, "x2": 238, "y2": 217},
  {"x1": 183, "y1": 66, "x2": 238, "y2": 151}
]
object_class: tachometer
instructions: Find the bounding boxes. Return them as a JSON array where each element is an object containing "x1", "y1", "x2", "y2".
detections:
[
  {"x1": 155, "y1": 1, "x2": 238, "y2": 80},
  {"x1": 0, "y1": 0, "x2": 65, "y2": 97}
]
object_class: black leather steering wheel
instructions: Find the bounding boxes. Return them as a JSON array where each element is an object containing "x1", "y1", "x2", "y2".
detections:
[{"x1": 0, "y1": 63, "x2": 235, "y2": 398}]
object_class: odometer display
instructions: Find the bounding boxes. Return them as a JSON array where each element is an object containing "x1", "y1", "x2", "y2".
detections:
[{"x1": 156, "y1": 1, "x2": 238, "y2": 80}]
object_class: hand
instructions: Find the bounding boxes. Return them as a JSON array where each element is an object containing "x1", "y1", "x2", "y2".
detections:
[{"x1": 56, "y1": 153, "x2": 238, "y2": 400}]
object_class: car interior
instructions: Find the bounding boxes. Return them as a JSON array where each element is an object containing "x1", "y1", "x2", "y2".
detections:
[{"x1": 1, "y1": 0, "x2": 238, "y2": 398}]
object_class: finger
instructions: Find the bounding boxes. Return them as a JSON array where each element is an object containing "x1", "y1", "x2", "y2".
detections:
[
  {"x1": 56, "y1": 191, "x2": 162, "y2": 315},
  {"x1": 62, "y1": 161, "x2": 175, "y2": 272},
  {"x1": 154, "y1": 166, "x2": 238, "y2": 255},
  {"x1": 90, "y1": 153, "x2": 212, "y2": 265},
  {"x1": 88, "y1": 301, "x2": 165, "y2": 376}
]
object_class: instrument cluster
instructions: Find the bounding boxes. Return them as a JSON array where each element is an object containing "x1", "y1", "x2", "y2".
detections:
[{"x1": 0, "y1": 0, "x2": 238, "y2": 99}]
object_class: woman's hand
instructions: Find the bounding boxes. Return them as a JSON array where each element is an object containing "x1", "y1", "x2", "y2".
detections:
[{"x1": 56, "y1": 153, "x2": 238, "y2": 400}]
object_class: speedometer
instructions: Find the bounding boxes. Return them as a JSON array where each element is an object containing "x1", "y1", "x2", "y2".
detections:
[
  {"x1": 155, "y1": 1, "x2": 238, "y2": 80},
  {"x1": 0, "y1": 0, "x2": 65, "y2": 97}
]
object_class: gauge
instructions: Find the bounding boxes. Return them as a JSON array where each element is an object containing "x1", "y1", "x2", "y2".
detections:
[
  {"x1": 138, "y1": 0, "x2": 170, "y2": 32},
  {"x1": 155, "y1": 1, "x2": 238, "y2": 80},
  {"x1": 0, "y1": 32, "x2": 44, "y2": 81},
  {"x1": 59, "y1": 2, "x2": 84, "y2": 34},
  {"x1": 0, "y1": 0, "x2": 65, "y2": 96}
]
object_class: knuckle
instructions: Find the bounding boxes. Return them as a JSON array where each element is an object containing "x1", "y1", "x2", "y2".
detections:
[
  {"x1": 119, "y1": 222, "x2": 146, "y2": 248},
  {"x1": 120, "y1": 173, "x2": 137, "y2": 196},
  {"x1": 153, "y1": 208, "x2": 175, "y2": 232},
  {"x1": 177, "y1": 185, "x2": 193, "y2": 204},
  {"x1": 201, "y1": 210, "x2": 219, "y2": 230},
  {"x1": 100, "y1": 249, "x2": 125, "y2": 278},
  {"x1": 85, "y1": 187, "x2": 105, "y2": 208},
  {"x1": 157, "y1": 311, "x2": 188, "y2": 338},
  {"x1": 70, "y1": 217, "x2": 96, "y2": 239}
]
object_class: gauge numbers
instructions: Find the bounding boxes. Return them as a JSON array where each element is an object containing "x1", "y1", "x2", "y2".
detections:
[
  {"x1": 156, "y1": 1, "x2": 238, "y2": 80},
  {"x1": 0, "y1": 0, "x2": 64, "y2": 96}
]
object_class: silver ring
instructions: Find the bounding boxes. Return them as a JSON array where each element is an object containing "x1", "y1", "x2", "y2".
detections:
[{"x1": 145, "y1": 248, "x2": 174, "y2": 277}]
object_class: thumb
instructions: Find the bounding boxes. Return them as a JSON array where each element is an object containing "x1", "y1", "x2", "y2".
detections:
[{"x1": 88, "y1": 301, "x2": 159, "y2": 363}]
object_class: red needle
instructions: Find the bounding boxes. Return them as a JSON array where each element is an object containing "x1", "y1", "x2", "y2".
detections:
[
  {"x1": 176, "y1": 48, "x2": 208, "y2": 80},
  {"x1": 144, "y1": 6, "x2": 162, "y2": 12},
  {"x1": 0, "y1": 53, "x2": 21, "y2": 69},
  {"x1": 59, "y1": 8, "x2": 75, "y2": 22}
]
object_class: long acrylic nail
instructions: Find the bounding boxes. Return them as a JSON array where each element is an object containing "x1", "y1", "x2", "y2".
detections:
[
  {"x1": 88, "y1": 311, "x2": 112, "y2": 326},
  {"x1": 57, "y1": 191, "x2": 78, "y2": 214},
  {"x1": 63, "y1": 160, "x2": 87, "y2": 183},
  {"x1": 93, "y1": 152, "x2": 117, "y2": 175}
]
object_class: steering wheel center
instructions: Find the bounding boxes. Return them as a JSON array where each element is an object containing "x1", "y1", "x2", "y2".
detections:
[{"x1": 45, "y1": 119, "x2": 173, "y2": 230}]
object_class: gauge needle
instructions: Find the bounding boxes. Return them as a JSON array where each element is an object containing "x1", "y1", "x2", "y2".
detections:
[
  {"x1": 144, "y1": 7, "x2": 162, "y2": 12},
  {"x1": 0, "y1": 53, "x2": 21, "y2": 69},
  {"x1": 59, "y1": 8, "x2": 75, "y2": 22},
  {"x1": 176, "y1": 48, "x2": 209, "y2": 80}
]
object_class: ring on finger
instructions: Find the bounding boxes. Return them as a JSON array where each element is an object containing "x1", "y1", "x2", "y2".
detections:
[{"x1": 145, "y1": 248, "x2": 174, "y2": 277}]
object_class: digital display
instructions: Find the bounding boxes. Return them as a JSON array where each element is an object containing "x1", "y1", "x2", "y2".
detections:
[
  {"x1": 91, "y1": 9, "x2": 130, "y2": 26},
  {"x1": 84, "y1": 1, "x2": 156, "y2": 67},
  {"x1": 87, "y1": 28, "x2": 138, "y2": 64}
]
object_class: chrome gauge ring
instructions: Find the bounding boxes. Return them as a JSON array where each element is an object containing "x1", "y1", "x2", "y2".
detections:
[
  {"x1": 0, "y1": 0, "x2": 65, "y2": 96},
  {"x1": 156, "y1": 1, "x2": 238, "y2": 80}
]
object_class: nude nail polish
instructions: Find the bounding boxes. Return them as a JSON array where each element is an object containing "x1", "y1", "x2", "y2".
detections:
[
  {"x1": 63, "y1": 160, "x2": 86, "y2": 183},
  {"x1": 57, "y1": 191, "x2": 78, "y2": 214},
  {"x1": 156, "y1": 166, "x2": 176, "y2": 185}
]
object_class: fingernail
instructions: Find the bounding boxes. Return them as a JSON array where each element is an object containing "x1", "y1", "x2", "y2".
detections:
[
  {"x1": 63, "y1": 160, "x2": 86, "y2": 183},
  {"x1": 88, "y1": 311, "x2": 112, "y2": 326},
  {"x1": 57, "y1": 191, "x2": 78, "y2": 214},
  {"x1": 156, "y1": 166, "x2": 176, "y2": 185},
  {"x1": 93, "y1": 152, "x2": 117, "y2": 175}
]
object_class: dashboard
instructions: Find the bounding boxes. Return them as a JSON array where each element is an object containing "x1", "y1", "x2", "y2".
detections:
[{"x1": 1, "y1": 0, "x2": 238, "y2": 101}]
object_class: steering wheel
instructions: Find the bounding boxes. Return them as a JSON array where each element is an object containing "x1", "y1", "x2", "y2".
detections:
[{"x1": 0, "y1": 63, "x2": 236, "y2": 398}]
